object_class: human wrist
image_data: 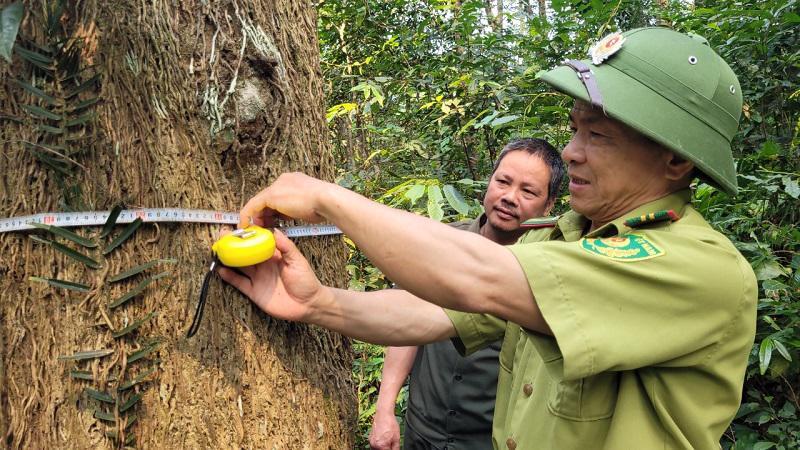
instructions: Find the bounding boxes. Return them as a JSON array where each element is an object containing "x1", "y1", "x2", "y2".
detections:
[
  {"x1": 304, "y1": 285, "x2": 335, "y2": 325},
  {"x1": 313, "y1": 182, "x2": 351, "y2": 223}
]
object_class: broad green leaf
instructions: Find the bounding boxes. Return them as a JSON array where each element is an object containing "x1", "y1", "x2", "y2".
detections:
[
  {"x1": 103, "y1": 218, "x2": 142, "y2": 254},
  {"x1": 57, "y1": 349, "x2": 114, "y2": 361},
  {"x1": 758, "y1": 338, "x2": 774, "y2": 375},
  {"x1": 108, "y1": 272, "x2": 168, "y2": 308},
  {"x1": 754, "y1": 259, "x2": 784, "y2": 281},
  {"x1": 119, "y1": 393, "x2": 142, "y2": 413},
  {"x1": 14, "y1": 45, "x2": 51, "y2": 64},
  {"x1": 404, "y1": 184, "x2": 426, "y2": 205},
  {"x1": 14, "y1": 45, "x2": 53, "y2": 71},
  {"x1": 66, "y1": 73, "x2": 100, "y2": 98},
  {"x1": 0, "y1": 1, "x2": 23, "y2": 63},
  {"x1": 12, "y1": 79, "x2": 57, "y2": 105},
  {"x1": 112, "y1": 312, "x2": 157, "y2": 339},
  {"x1": 100, "y1": 204, "x2": 124, "y2": 238},
  {"x1": 93, "y1": 409, "x2": 116, "y2": 422},
  {"x1": 773, "y1": 340, "x2": 791, "y2": 362},
  {"x1": 29, "y1": 235, "x2": 101, "y2": 269},
  {"x1": 72, "y1": 96, "x2": 100, "y2": 111},
  {"x1": 29, "y1": 276, "x2": 90, "y2": 292},
  {"x1": 443, "y1": 184, "x2": 470, "y2": 215},
  {"x1": 118, "y1": 367, "x2": 156, "y2": 391},
  {"x1": 125, "y1": 415, "x2": 137, "y2": 429},
  {"x1": 783, "y1": 176, "x2": 799, "y2": 199},
  {"x1": 127, "y1": 341, "x2": 161, "y2": 364},
  {"x1": 783, "y1": 12, "x2": 800, "y2": 24},
  {"x1": 426, "y1": 185, "x2": 444, "y2": 221},
  {"x1": 490, "y1": 114, "x2": 519, "y2": 128},
  {"x1": 85, "y1": 388, "x2": 115, "y2": 403},
  {"x1": 65, "y1": 112, "x2": 95, "y2": 127},
  {"x1": 69, "y1": 370, "x2": 95, "y2": 381},
  {"x1": 21, "y1": 104, "x2": 61, "y2": 120},
  {"x1": 36, "y1": 123, "x2": 64, "y2": 134},
  {"x1": 752, "y1": 442, "x2": 776, "y2": 450},
  {"x1": 30, "y1": 222, "x2": 97, "y2": 247},
  {"x1": 109, "y1": 258, "x2": 176, "y2": 283}
]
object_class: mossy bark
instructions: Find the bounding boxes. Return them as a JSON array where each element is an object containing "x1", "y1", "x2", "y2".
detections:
[{"x1": 0, "y1": 1, "x2": 355, "y2": 448}]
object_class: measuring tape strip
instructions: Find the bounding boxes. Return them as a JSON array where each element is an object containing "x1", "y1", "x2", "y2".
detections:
[{"x1": 0, "y1": 208, "x2": 342, "y2": 238}]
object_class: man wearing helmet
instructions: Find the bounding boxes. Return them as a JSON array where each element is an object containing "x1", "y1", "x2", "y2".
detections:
[{"x1": 219, "y1": 27, "x2": 756, "y2": 449}]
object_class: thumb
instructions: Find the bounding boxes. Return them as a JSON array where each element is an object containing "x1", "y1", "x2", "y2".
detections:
[{"x1": 273, "y1": 229, "x2": 304, "y2": 265}]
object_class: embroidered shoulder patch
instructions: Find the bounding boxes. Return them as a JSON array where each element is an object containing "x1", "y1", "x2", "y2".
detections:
[{"x1": 581, "y1": 234, "x2": 664, "y2": 262}]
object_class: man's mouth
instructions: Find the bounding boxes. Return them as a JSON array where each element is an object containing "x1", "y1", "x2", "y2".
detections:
[
  {"x1": 494, "y1": 206, "x2": 517, "y2": 220},
  {"x1": 569, "y1": 174, "x2": 590, "y2": 186}
]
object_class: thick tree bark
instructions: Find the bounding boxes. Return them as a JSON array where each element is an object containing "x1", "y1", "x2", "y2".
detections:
[{"x1": 0, "y1": 1, "x2": 355, "y2": 449}]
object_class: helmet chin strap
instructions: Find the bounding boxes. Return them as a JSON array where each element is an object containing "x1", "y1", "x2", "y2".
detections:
[{"x1": 564, "y1": 59, "x2": 604, "y2": 110}]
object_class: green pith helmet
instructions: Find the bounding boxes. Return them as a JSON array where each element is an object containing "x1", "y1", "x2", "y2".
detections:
[{"x1": 538, "y1": 27, "x2": 743, "y2": 195}]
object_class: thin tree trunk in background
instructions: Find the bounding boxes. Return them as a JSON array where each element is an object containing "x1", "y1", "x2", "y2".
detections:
[
  {"x1": 0, "y1": 0, "x2": 355, "y2": 448},
  {"x1": 538, "y1": 0, "x2": 547, "y2": 21}
]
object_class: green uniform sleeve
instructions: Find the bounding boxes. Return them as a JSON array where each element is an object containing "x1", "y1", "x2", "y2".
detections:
[
  {"x1": 444, "y1": 309, "x2": 506, "y2": 356},
  {"x1": 508, "y1": 229, "x2": 751, "y2": 381}
]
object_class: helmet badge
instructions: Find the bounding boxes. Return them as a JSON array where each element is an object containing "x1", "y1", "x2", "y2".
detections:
[{"x1": 589, "y1": 32, "x2": 626, "y2": 65}]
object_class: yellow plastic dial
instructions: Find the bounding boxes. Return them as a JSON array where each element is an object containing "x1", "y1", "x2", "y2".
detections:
[{"x1": 211, "y1": 226, "x2": 276, "y2": 267}]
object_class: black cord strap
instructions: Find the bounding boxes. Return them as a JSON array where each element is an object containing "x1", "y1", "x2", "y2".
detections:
[{"x1": 187, "y1": 257, "x2": 217, "y2": 338}]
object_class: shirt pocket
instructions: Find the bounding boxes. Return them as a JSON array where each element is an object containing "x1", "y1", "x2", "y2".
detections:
[{"x1": 547, "y1": 369, "x2": 619, "y2": 421}]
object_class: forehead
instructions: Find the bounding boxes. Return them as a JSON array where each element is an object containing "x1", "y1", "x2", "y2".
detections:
[
  {"x1": 495, "y1": 151, "x2": 549, "y2": 177},
  {"x1": 569, "y1": 100, "x2": 612, "y2": 124}
]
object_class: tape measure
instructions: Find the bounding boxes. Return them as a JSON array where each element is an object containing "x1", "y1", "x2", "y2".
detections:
[{"x1": 0, "y1": 208, "x2": 342, "y2": 238}]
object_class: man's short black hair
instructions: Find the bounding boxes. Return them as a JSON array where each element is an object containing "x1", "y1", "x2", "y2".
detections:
[{"x1": 491, "y1": 138, "x2": 564, "y2": 205}]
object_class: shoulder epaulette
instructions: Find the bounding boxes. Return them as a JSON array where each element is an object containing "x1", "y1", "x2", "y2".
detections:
[
  {"x1": 624, "y1": 209, "x2": 680, "y2": 228},
  {"x1": 520, "y1": 216, "x2": 559, "y2": 229}
]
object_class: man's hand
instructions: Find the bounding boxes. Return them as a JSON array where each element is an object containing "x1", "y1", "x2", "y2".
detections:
[
  {"x1": 239, "y1": 172, "x2": 333, "y2": 228},
  {"x1": 369, "y1": 410, "x2": 401, "y2": 450},
  {"x1": 217, "y1": 230, "x2": 327, "y2": 322}
]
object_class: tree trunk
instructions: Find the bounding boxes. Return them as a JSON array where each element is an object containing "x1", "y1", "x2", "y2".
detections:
[{"x1": 0, "y1": 1, "x2": 355, "y2": 449}]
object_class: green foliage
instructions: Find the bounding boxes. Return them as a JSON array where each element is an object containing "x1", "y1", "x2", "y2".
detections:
[
  {"x1": 322, "y1": 0, "x2": 799, "y2": 447},
  {"x1": 0, "y1": 1, "x2": 23, "y2": 62},
  {"x1": 11, "y1": 0, "x2": 100, "y2": 210},
  {"x1": 25, "y1": 209, "x2": 169, "y2": 448}
]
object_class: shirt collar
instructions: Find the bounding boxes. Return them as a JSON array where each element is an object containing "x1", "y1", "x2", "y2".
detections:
[
  {"x1": 468, "y1": 213, "x2": 486, "y2": 234},
  {"x1": 554, "y1": 189, "x2": 693, "y2": 241}
]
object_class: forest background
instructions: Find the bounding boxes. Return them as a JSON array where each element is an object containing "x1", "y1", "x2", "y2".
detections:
[{"x1": 317, "y1": 0, "x2": 799, "y2": 448}]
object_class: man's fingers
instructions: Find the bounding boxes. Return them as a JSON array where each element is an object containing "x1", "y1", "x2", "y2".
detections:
[{"x1": 239, "y1": 190, "x2": 277, "y2": 228}]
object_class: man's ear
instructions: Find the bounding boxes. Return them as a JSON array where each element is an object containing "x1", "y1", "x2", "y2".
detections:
[{"x1": 664, "y1": 151, "x2": 695, "y2": 182}]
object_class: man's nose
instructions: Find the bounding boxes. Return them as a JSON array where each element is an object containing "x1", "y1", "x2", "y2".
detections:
[
  {"x1": 562, "y1": 136, "x2": 584, "y2": 164},
  {"x1": 500, "y1": 189, "x2": 519, "y2": 206}
]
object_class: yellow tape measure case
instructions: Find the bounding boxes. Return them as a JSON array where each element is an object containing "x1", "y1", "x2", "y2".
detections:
[{"x1": 211, "y1": 226, "x2": 276, "y2": 267}]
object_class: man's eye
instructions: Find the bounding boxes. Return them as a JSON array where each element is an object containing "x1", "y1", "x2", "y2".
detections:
[{"x1": 496, "y1": 179, "x2": 509, "y2": 185}]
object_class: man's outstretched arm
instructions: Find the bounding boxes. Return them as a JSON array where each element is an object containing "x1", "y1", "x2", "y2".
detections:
[
  {"x1": 218, "y1": 230, "x2": 456, "y2": 346},
  {"x1": 239, "y1": 173, "x2": 550, "y2": 334}
]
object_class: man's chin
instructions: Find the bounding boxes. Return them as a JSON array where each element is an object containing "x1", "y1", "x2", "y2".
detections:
[{"x1": 488, "y1": 217, "x2": 519, "y2": 232}]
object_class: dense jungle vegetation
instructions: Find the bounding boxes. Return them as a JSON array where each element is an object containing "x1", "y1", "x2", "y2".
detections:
[{"x1": 318, "y1": 0, "x2": 799, "y2": 448}]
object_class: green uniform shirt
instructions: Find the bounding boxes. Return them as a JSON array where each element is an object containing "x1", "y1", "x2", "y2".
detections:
[
  {"x1": 406, "y1": 215, "x2": 500, "y2": 450},
  {"x1": 445, "y1": 190, "x2": 757, "y2": 450}
]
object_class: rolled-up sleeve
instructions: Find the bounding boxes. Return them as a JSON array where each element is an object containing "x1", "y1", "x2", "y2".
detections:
[{"x1": 445, "y1": 309, "x2": 506, "y2": 356}]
